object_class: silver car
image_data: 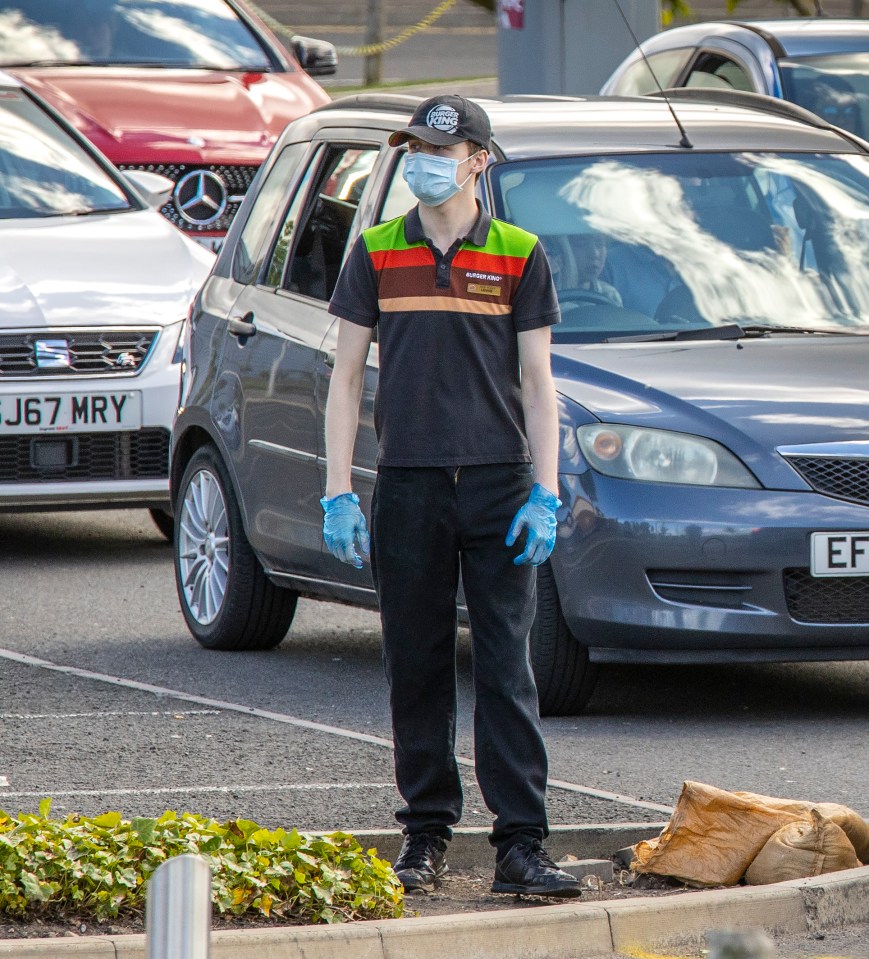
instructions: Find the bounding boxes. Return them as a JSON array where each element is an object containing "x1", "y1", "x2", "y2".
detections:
[{"x1": 602, "y1": 18, "x2": 869, "y2": 139}]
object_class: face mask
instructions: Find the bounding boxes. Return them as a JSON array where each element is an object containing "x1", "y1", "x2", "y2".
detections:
[{"x1": 402, "y1": 150, "x2": 480, "y2": 207}]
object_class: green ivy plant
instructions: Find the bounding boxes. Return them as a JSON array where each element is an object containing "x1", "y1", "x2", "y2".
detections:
[{"x1": 0, "y1": 800, "x2": 403, "y2": 925}]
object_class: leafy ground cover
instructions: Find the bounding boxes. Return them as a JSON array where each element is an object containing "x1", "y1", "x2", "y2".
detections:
[{"x1": 0, "y1": 801, "x2": 402, "y2": 929}]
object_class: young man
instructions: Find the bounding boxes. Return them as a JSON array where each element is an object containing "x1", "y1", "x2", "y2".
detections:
[{"x1": 321, "y1": 95, "x2": 580, "y2": 899}]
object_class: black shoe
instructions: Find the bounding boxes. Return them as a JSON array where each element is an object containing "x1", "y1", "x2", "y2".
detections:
[
  {"x1": 393, "y1": 833, "x2": 448, "y2": 893},
  {"x1": 492, "y1": 840, "x2": 582, "y2": 898}
]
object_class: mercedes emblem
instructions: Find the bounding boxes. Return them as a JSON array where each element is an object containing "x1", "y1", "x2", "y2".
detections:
[{"x1": 173, "y1": 170, "x2": 227, "y2": 226}]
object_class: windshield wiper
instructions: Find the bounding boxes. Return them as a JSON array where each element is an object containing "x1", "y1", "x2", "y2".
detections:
[
  {"x1": 736, "y1": 324, "x2": 856, "y2": 337},
  {"x1": 6, "y1": 59, "x2": 103, "y2": 67},
  {"x1": 605, "y1": 324, "x2": 744, "y2": 344},
  {"x1": 605, "y1": 322, "x2": 860, "y2": 344}
]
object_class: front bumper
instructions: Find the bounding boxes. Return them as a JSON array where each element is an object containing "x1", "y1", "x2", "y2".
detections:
[
  {"x1": 0, "y1": 327, "x2": 180, "y2": 510},
  {"x1": 553, "y1": 471, "x2": 869, "y2": 664}
]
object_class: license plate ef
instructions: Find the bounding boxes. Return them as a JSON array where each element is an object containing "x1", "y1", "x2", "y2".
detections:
[{"x1": 810, "y1": 531, "x2": 869, "y2": 577}]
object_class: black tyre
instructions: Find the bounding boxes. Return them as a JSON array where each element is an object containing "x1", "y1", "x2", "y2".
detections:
[
  {"x1": 530, "y1": 562, "x2": 599, "y2": 715},
  {"x1": 173, "y1": 445, "x2": 298, "y2": 650},
  {"x1": 149, "y1": 507, "x2": 174, "y2": 541}
]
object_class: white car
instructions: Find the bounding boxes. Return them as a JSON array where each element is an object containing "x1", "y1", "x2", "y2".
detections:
[{"x1": 0, "y1": 70, "x2": 213, "y2": 536}]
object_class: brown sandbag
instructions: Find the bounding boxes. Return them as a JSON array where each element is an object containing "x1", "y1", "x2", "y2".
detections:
[
  {"x1": 727, "y1": 791, "x2": 869, "y2": 864},
  {"x1": 631, "y1": 781, "x2": 869, "y2": 887},
  {"x1": 745, "y1": 809, "x2": 861, "y2": 885},
  {"x1": 631, "y1": 781, "x2": 806, "y2": 887}
]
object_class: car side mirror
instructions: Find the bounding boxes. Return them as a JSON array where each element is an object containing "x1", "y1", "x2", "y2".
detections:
[
  {"x1": 291, "y1": 35, "x2": 338, "y2": 77},
  {"x1": 120, "y1": 170, "x2": 174, "y2": 210}
]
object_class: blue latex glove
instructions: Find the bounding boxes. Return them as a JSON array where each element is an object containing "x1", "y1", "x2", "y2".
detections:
[
  {"x1": 320, "y1": 492, "x2": 370, "y2": 568},
  {"x1": 506, "y1": 482, "x2": 561, "y2": 566}
]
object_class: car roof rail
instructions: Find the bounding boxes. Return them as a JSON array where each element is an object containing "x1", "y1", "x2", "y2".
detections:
[
  {"x1": 649, "y1": 86, "x2": 831, "y2": 130},
  {"x1": 313, "y1": 93, "x2": 422, "y2": 115}
]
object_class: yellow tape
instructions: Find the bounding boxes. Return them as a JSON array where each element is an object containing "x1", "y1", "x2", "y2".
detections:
[{"x1": 247, "y1": 0, "x2": 459, "y2": 58}]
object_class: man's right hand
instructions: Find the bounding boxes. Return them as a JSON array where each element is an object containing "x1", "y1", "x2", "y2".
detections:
[{"x1": 320, "y1": 492, "x2": 370, "y2": 568}]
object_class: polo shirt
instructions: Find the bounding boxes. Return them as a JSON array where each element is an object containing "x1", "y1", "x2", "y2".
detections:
[{"x1": 328, "y1": 204, "x2": 560, "y2": 467}]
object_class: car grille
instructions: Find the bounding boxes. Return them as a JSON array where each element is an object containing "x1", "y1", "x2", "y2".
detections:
[
  {"x1": 0, "y1": 429, "x2": 169, "y2": 483},
  {"x1": 119, "y1": 162, "x2": 258, "y2": 235},
  {"x1": 0, "y1": 330, "x2": 158, "y2": 378},
  {"x1": 784, "y1": 567, "x2": 869, "y2": 624},
  {"x1": 783, "y1": 455, "x2": 869, "y2": 507}
]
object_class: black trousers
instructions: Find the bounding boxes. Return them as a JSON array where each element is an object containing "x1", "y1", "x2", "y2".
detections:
[{"x1": 371, "y1": 463, "x2": 549, "y2": 856}]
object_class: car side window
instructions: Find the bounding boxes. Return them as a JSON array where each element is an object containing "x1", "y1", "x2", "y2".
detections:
[
  {"x1": 378, "y1": 152, "x2": 416, "y2": 222},
  {"x1": 684, "y1": 53, "x2": 753, "y2": 92},
  {"x1": 232, "y1": 142, "x2": 308, "y2": 285},
  {"x1": 264, "y1": 160, "x2": 318, "y2": 287},
  {"x1": 611, "y1": 49, "x2": 692, "y2": 96},
  {"x1": 284, "y1": 145, "x2": 378, "y2": 301}
]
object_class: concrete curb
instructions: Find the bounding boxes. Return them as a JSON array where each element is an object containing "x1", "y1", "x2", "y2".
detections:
[{"x1": 1, "y1": 829, "x2": 867, "y2": 959}]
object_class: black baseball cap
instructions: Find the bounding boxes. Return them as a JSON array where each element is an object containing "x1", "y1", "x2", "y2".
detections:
[{"x1": 388, "y1": 95, "x2": 492, "y2": 151}]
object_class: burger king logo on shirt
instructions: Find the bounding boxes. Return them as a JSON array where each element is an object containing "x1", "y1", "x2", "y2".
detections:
[{"x1": 426, "y1": 104, "x2": 459, "y2": 134}]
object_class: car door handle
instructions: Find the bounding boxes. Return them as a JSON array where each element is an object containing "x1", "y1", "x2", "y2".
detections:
[{"x1": 228, "y1": 313, "x2": 256, "y2": 338}]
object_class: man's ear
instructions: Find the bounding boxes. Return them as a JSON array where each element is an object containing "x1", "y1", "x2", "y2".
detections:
[{"x1": 472, "y1": 149, "x2": 489, "y2": 175}]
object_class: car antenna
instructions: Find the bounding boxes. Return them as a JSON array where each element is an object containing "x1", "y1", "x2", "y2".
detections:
[{"x1": 610, "y1": 0, "x2": 693, "y2": 148}]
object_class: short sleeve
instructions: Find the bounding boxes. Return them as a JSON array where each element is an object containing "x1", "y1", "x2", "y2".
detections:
[
  {"x1": 328, "y1": 234, "x2": 379, "y2": 328},
  {"x1": 512, "y1": 240, "x2": 561, "y2": 332}
]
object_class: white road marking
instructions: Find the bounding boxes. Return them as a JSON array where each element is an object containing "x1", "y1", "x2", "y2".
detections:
[
  {"x1": 0, "y1": 783, "x2": 395, "y2": 800},
  {"x1": 0, "y1": 776, "x2": 8, "y2": 787},
  {"x1": 0, "y1": 647, "x2": 674, "y2": 815},
  {"x1": 0, "y1": 709, "x2": 219, "y2": 720}
]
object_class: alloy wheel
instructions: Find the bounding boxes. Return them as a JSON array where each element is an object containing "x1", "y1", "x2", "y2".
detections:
[{"x1": 177, "y1": 468, "x2": 230, "y2": 625}]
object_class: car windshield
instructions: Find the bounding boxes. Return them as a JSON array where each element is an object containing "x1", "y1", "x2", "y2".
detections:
[
  {"x1": 0, "y1": 88, "x2": 130, "y2": 217},
  {"x1": 0, "y1": 0, "x2": 272, "y2": 70},
  {"x1": 779, "y1": 54, "x2": 869, "y2": 139},
  {"x1": 489, "y1": 151, "x2": 869, "y2": 344}
]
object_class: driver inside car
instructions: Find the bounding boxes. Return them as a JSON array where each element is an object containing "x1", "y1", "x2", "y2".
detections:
[{"x1": 569, "y1": 230, "x2": 622, "y2": 306}]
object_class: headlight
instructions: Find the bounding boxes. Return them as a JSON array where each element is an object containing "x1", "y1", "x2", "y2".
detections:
[{"x1": 576, "y1": 424, "x2": 759, "y2": 487}]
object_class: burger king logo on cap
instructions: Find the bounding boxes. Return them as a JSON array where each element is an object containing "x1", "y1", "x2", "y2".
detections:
[{"x1": 426, "y1": 104, "x2": 459, "y2": 134}]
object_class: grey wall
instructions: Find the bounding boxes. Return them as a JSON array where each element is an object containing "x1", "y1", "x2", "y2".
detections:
[{"x1": 499, "y1": 0, "x2": 660, "y2": 95}]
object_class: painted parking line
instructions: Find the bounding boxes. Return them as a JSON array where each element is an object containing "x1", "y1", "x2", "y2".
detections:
[
  {"x1": 0, "y1": 709, "x2": 220, "y2": 720},
  {"x1": 0, "y1": 783, "x2": 396, "y2": 800},
  {"x1": 0, "y1": 646, "x2": 674, "y2": 815}
]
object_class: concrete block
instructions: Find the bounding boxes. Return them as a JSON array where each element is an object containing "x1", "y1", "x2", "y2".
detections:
[
  {"x1": 606, "y1": 884, "x2": 806, "y2": 953},
  {"x1": 0, "y1": 942, "x2": 115, "y2": 958},
  {"x1": 787, "y1": 864, "x2": 869, "y2": 932},
  {"x1": 209, "y1": 923, "x2": 385, "y2": 959},
  {"x1": 109, "y1": 934, "x2": 146, "y2": 959},
  {"x1": 558, "y1": 858, "x2": 614, "y2": 883},
  {"x1": 378, "y1": 903, "x2": 613, "y2": 959}
]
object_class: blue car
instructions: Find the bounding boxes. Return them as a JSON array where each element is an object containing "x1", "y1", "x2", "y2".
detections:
[
  {"x1": 171, "y1": 91, "x2": 869, "y2": 715},
  {"x1": 602, "y1": 19, "x2": 869, "y2": 139}
]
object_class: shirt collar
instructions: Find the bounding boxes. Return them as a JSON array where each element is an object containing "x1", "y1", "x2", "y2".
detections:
[{"x1": 404, "y1": 203, "x2": 492, "y2": 247}]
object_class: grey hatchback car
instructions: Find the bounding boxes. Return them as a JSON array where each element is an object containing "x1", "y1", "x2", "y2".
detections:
[{"x1": 171, "y1": 90, "x2": 869, "y2": 714}]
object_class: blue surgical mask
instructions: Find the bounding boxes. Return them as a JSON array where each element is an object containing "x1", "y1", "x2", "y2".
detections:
[{"x1": 402, "y1": 150, "x2": 480, "y2": 207}]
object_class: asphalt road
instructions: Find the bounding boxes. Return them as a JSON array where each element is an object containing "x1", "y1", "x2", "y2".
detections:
[{"x1": 1, "y1": 508, "x2": 867, "y2": 840}]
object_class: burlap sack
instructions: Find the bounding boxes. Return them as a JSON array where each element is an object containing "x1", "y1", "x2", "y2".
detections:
[
  {"x1": 738, "y1": 796, "x2": 869, "y2": 865},
  {"x1": 745, "y1": 809, "x2": 861, "y2": 885},
  {"x1": 631, "y1": 781, "x2": 869, "y2": 887}
]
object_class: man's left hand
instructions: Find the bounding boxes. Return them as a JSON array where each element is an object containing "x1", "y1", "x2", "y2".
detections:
[{"x1": 506, "y1": 482, "x2": 561, "y2": 566}]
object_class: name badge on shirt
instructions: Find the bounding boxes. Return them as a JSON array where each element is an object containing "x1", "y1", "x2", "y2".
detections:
[{"x1": 468, "y1": 283, "x2": 501, "y2": 297}]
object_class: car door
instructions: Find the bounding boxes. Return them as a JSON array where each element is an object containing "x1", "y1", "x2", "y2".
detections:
[{"x1": 219, "y1": 137, "x2": 381, "y2": 577}]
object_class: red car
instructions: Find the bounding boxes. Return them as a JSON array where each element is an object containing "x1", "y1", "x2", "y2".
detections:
[{"x1": 1, "y1": 0, "x2": 336, "y2": 247}]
